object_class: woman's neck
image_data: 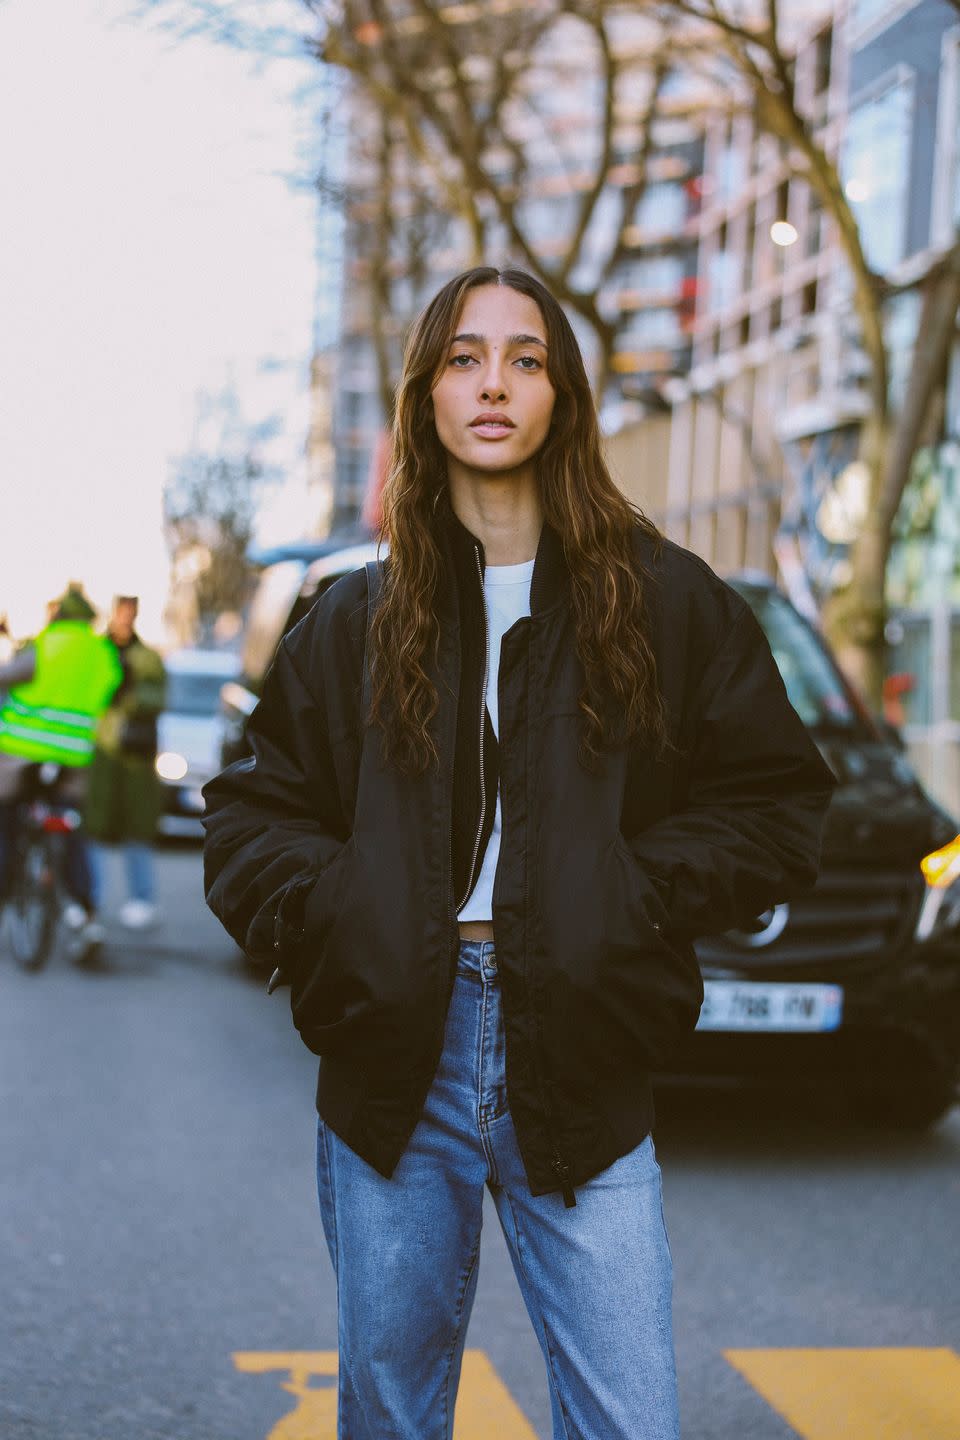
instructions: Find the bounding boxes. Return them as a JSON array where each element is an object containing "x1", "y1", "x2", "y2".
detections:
[{"x1": 447, "y1": 473, "x2": 543, "y2": 566}]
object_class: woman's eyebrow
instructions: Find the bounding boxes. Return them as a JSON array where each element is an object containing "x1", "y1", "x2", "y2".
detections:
[{"x1": 450, "y1": 331, "x2": 547, "y2": 349}]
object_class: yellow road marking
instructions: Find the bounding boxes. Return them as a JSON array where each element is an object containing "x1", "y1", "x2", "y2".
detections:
[
  {"x1": 233, "y1": 1353, "x2": 337, "y2": 1440},
  {"x1": 725, "y1": 1347, "x2": 960, "y2": 1439},
  {"x1": 232, "y1": 1348, "x2": 539, "y2": 1439}
]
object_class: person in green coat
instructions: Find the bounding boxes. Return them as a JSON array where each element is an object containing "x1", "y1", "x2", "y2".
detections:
[{"x1": 84, "y1": 595, "x2": 167, "y2": 929}]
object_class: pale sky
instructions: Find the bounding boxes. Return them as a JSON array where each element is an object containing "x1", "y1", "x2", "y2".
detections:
[{"x1": 0, "y1": 0, "x2": 321, "y2": 641}]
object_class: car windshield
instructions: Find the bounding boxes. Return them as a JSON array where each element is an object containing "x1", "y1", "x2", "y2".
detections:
[
  {"x1": 736, "y1": 588, "x2": 860, "y2": 733},
  {"x1": 166, "y1": 671, "x2": 228, "y2": 718}
]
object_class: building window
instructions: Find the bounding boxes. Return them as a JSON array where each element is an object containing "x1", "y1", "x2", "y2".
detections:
[
  {"x1": 620, "y1": 307, "x2": 684, "y2": 348},
  {"x1": 707, "y1": 250, "x2": 739, "y2": 313},
  {"x1": 932, "y1": 29, "x2": 960, "y2": 249},
  {"x1": 842, "y1": 73, "x2": 913, "y2": 273},
  {"x1": 946, "y1": 341, "x2": 960, "y2": 439},
  {"x1": 714, "y1": 135, "x2": 745, "y2": 205},
  {"x1": 849, "y1": 0, "x2": 920, "y2": 40},
  {"x1": 885, "y1": 290, "x2": 922, "y2": 413},
  {"x1": 813, "y1": 27, "x2": 832, "y2": 99},
  {"x1": 743, "y1": 204, "x2": 758, "y2": 290},
  {"x1": 851, "y1": 0, "x2": 893, "y2": 30},
  {"x1": 805, "y1": 190, "x2": 824, "y2": 260},
  {"x1": 635, "y1": 183, "x2": 687, "y2": 236}
]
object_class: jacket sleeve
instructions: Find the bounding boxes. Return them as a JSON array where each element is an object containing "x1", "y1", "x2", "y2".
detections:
[
  {"x1": 628, "y1": 602, "x2": 837, "y2": 941},
  {"x1": 0, "y1": 647, "x2": 37, "y2": 689},
  {"x1": 202, "y1": 633, "x2": 349, "y2": 962}
]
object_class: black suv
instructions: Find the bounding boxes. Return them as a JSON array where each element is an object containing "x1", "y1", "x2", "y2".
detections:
[{"x1": 220, "y1": 544, "x2": 960, "y2": 1130}]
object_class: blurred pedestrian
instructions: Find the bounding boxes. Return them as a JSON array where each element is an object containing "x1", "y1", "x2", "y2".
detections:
[
  {"x1": 0, "y1": 586, "x2": 123, "y2": 956},
  {"x1": 0, "y1": 613, "x2": 13, "y2": 665},
  {"x1": 203, "y1": 267, "x2": 836, "y2": 1439},
  {"x1": 85, "y1": 595, "x2": 166, "y2": 929}
]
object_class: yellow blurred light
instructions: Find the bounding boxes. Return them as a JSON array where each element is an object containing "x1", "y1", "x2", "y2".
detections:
[
  {"x1": 920, "y1": 835, "x2": 960, "y2": 888},
  {"x1": 156, "y1": 751, "x2": 188, "y2": 782},
  {"x1": 770, "y1": 220, "x2": 798, "y2": 247}
]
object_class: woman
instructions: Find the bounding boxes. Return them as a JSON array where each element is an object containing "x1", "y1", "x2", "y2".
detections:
[{"x1": 203, "y1": 267, "x2": 835, "y2": 1439}]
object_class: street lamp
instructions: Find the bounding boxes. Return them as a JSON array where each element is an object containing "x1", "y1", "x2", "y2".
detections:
[{"x1": 770, "y1": 220, "x2": 799, "y2": 247}]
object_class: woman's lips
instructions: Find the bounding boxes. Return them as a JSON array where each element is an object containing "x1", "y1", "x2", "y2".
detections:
[{"x1": 469, "y1": 421, "x2": 515, "y2": 439}]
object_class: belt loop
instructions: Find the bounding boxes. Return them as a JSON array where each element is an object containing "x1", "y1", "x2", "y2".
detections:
[{"x1": 479, "y1": 941, "x2": 498, "y2": 981}]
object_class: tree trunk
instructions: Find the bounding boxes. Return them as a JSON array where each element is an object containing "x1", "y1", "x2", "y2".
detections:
[
  {"x1": 821, "y1": 414, "x2": 890, "y2": 707},
  {"x1": 822, "y1": 245, "x2": 960, "y2": 709}
]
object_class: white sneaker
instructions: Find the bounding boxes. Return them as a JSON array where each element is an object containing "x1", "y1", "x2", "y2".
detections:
[
  {"x1": 63, "y1": 902, "x2": 87, "y2": 931},
  {"x1": 67, "y1": 914, "x2": 105, "y2": 964},
  {"x1": 119, "y1": 899, "x2": 159, "y2": 930}
]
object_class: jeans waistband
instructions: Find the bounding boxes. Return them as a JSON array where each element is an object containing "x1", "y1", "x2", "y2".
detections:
[{"x1": 457, "y1": 939, "x2": 498, "y2": 983}]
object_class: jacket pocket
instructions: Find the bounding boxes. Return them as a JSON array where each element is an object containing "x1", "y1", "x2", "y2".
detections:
[
  {"x1": 280, "y1": 838, "x2": 355, "y2": 985},
  {"x1": 303, "y1": 836, "x2": 357, "y2": 945},
  {"x1": 597, "y1": 833, "x2": 703, "y2": 1071},
  {"x1": 289, "y1": 836, "x2": 380, "y2": 1052},
  {"x1": 606, "y1": 832, "x2": 671, "y2": 938}
]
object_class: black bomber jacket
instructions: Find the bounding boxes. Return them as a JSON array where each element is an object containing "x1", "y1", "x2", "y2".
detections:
[{"x1": 202, "y1": 506, "x2": 836, "y2": 1201}]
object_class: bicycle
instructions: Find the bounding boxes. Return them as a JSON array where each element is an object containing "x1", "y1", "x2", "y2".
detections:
[{"x1": 0, "y1": 763, "x2": 85, "y2": 970}]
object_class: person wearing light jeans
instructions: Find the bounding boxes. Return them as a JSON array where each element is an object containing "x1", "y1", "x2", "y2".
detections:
[
  {"x1": 317, "y1": 938, "x2": 678, "y2": 1438},
  {"x1": 84, "y1": 595, "x2": 166, "y2": 929},
  {"x1": 202, "y1": 266, "x2": 835, "y2": 1439}
]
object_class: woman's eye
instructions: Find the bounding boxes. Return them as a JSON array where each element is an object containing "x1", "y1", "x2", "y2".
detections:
[
  {"x1": 516, "y1": 356, "x2": 541, "y2": 370},
  {"x1": 449, "y1": 353, "x2": 475, "y2": 368}
]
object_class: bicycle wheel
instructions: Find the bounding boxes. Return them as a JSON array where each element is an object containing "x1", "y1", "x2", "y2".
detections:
[{"x1": 6, "y1": 832, "x2": 59, "y2": 970}]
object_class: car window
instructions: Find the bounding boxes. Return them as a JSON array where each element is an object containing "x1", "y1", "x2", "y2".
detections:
[
  {"x1": 737, "y1": 589, "x2": 860, "y2": 733},
  {"x1": 241, "y1": 561, "x2": 307, "y2": 692},
  {"x1": 166, "y1": 671, "x2": 231, "y2": 717}
]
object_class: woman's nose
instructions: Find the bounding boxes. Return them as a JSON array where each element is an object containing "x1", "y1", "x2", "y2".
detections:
[{"x1": 479, "y1": 369, "x2": 507, "y2": 402}]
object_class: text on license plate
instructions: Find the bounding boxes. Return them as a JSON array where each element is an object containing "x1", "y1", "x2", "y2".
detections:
[{"x1": 697, "y1": 980, "x2": 843, "y2": 1032}]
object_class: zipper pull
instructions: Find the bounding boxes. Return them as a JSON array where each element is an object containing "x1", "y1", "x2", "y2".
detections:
[{"x1": 552, "y1": 1156, "x2": 577, "y2": 1209}]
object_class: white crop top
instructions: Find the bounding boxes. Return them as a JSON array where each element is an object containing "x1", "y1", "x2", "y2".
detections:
[{"x1": 457, "y1": 557, "x2": 535, "y2": 922}]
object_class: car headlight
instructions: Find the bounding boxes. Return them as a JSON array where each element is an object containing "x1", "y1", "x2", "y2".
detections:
[
  {"x1": 916, "y1": 835, "x2": 960, "y2": 940},
  {"x1": 156, "y1": 751, "x2": 188, "y2": 782}
]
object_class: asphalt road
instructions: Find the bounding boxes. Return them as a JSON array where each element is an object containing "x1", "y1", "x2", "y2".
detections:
[{"x1": 1, "y1": 845, "x2": 958, "y2": 1440}]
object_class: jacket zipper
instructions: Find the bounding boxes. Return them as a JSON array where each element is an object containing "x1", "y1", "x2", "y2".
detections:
[
  {"x1": 455, "y1": 546, "x2": 575, "y2": 1206},
  {"x1": 455, "y1": 544, "x2": 489, "y2": 912},
  {"x1": 443, "y1": 547, "x2": 490, "y2": 1063}
]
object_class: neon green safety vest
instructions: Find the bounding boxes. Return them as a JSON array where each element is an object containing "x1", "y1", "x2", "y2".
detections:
[{"x1": 0, "y1": 621, "x2": 124, "y2": 767}]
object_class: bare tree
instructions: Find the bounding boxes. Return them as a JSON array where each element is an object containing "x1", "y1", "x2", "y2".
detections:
[
  {"x1": 306, "y1": 0, "x2": 700, "y2": 399},
  {"x1": 164, "y1": 390, "x2": 281, "y2": 637},
  {"x1": 661, "y1": 0, "x2": 960, "y2": 705},
  {"x1": 164, "y1": 453, "x2": 265, "y2": 635},
  {"x1": 137, "y1": 1, "x2": 713, "y2": 426}
]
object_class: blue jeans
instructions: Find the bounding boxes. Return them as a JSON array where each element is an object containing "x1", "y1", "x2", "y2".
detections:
[
  {"x1": 316, "y1": 940, "x2": 679, "y2": 1440},
  {"x1": 88, "y1": 841, "x2": 155, "y2": 907}
]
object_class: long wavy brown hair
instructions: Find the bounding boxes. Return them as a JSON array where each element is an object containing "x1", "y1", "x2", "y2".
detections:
[{"x1": 369, "y1": 265, "x2": 667, "y2": 773}]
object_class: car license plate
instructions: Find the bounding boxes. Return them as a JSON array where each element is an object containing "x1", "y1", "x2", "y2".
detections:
[{"x1": 697, "y1": 980, "x2": 843, "y2": 1032}]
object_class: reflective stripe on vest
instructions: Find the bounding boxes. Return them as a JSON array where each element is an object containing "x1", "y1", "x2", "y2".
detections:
[
  {"x1": 0, "y1": 717, "x2": 94, "y2": 758},
  {"x1": 4, "y1": 696, "x2": 98, "y2": 730}
]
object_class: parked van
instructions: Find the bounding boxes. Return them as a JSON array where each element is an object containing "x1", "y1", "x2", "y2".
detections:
[{"x1": 219, "y1": 541, "x2": 960, "y2": 1130}]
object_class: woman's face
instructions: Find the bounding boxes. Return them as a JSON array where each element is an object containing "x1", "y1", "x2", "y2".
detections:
[{"x1": 431, "y1": 284, "x2": 556, "y2": 483}]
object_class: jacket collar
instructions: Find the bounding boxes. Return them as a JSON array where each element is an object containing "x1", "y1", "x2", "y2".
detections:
[{"x1": 437, "y1": 493, "x2": 569, "y2": 622}]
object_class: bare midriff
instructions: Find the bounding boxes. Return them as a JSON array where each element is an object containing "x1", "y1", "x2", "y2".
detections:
[{"x1": 458, "y1": 920, "x2": 495, "y2": 941}]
